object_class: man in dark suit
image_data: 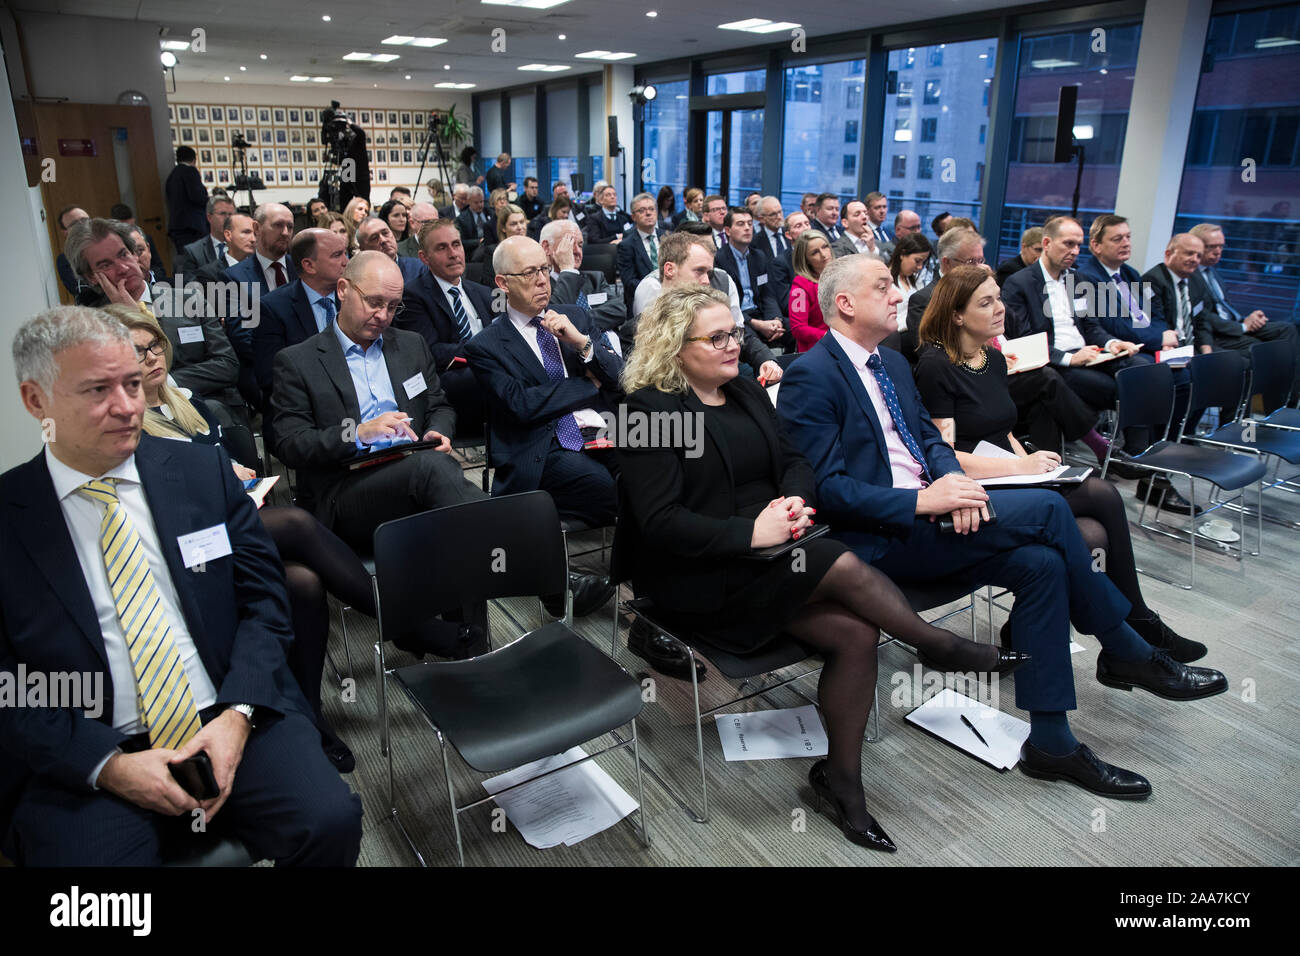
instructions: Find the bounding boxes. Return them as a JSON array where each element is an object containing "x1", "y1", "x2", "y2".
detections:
[
  {"x1": 396, "y1": 202, "x2": 437, "y2": 259},
  {"x1": 768, "y1": 210, "x2": 811, "y2": 316},
  {"x1": 777, "y1": 255, "x2": 1225, "y2": 800},
  {"x1": 809, "y1": 193, "x2": 844, "y2": 243},
  {"x1": 1078, "y1": 216, "x2": 1172, "y2": 356},
  {"x1": 714, "y1": 207, "x2": 789, "y2": 351},
  {"x1": 699, "y1": 194, "x2": 730, "y2": 250},
  {"x1": 356, "y1": 217, "x2": 425, "y2": 285},
  {"x1": 3, "y1": 306, "x2": 362, "y2": 865},
  {"x1": 831, "y1": 200, "x2": 890, "y2": 261},
  {"x1": 174, "y1": 195, "x2": 237, "y2": 277},
  {"x1": 615, "y1": 192, "x2": 667, "y2": 312},
  {"x1": 224, "y1": 203, "x2": 297, "y2": 410},
  {"x1": 396, "y1": 221, "x2": 493, "y2": 429},
  {"x1": 995, "y1": 227, "x2": 1043, "y2": 287},
  {"x1": 751, "y1": 196, "x2": 786, "y2": 262},
  {"x1": 165, "y1": 145, "x2": 208, "y2": 254},
  {"x1": 454, "y1": 186, "x2": 493, "y2": 255},
  {"x1": 582, "y1": 184, "x2": 633, "y2": 246},
  {"x1": 55, "y1": 205, "x2": 90, "y2": 298},
  {"x1": 542, "y1": 219, "x2": 629, "y2": 349},
  {"x1": 864, "y1": 191, "x2": 893, "y2": 247}
]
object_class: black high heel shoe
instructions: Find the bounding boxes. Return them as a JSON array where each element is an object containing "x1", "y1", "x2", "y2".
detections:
[
  {"x1": 917, "y1": 645, "x2": 1030, "y2": 676},
  {"x1": 807, "y1": 760, "x2": 897, "y2": 853}
]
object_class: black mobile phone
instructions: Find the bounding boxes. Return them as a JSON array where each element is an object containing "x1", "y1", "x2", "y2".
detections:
[
  {"x1": 939, "y1": 498, "x2": 998, "y2": 533},
  {"x1": 169, "y1": 751, "x2": 220, "y2": 800}
]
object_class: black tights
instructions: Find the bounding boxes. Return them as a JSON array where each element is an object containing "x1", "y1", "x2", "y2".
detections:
[
  {"x1": 1059, "y1": 478, "x2": 1150, "y2": 619},
  {"x1": 783, "y1": 552, "x2": 1000, "y2": 830}
]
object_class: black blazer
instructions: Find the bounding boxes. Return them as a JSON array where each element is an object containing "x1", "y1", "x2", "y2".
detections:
[
  {"x1": 455, "y1": 207, "x2": 496, "y2": 246},
  {"x1": 583, "y1": 209, "x2": 633, "y2": 245},
  {"x1": 0, "y1": 438, "x2": 306, "y2": 835},
  {"x1": 615, "y1": 225, "x2": 667, "y2": 310},
  {"x1": 175, "y1": 235, "x2": 219, "y2": 277},
  {"x1": 995, "y1": 254, "x2": 1029, "y2": 287},
  {"x1": 1001, "y1": 262, "x2": 1111, "y2": 365},
  {"x1": 751, "y1": 226, "x2": 786, "y2": 263},
  {"x1": 165, "y1": 163, "x2": 207, "y2": 242},
  {"x1": 715, "y1": 244, "x2": 783, "y2": 319},
  {"x1": 464, "y1": 306, "x2": 622, "y2": 497},
  {"x1": 254, "y1": 279, "x2": 328, "y2": 393},
  {"x1": 1141, "y1": 264, "x2": 1222, "y2": 351},
  {"x1": 614, "y1": 377, "x2": 818, "y2": 614},
  {"x1": 810, "y1": 219, "x2": 843, "y2": 243},
  {"x1": 269, "y1": 326, "x2": 456, "y2": 520},
  {"x1": 397, "y1": 272, "x2": 495, "y2": 370},
  {"x1": 768, "y1": 248, "x2": 795, "y2": 317}
]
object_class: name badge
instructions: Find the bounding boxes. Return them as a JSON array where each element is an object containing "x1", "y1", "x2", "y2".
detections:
[
  {"x1": 756, "y1": 274, "x2": 769, "y2": 286},
  {"x1": 1192, "y1": 300, "x2": 1204, "y2": 316},
  {"x1": 586, "y1": 291, "x2": 608, "y2": 306},
  {"x1": 178, "y1": 523, "x2": 232, "y2": 570},
  {"x1": 177, "y1": 325, "x2": 205, "y2": 345},
  {"x1": 402, "y1": 372, "x2": 427, "y2": 399},
  {"x1": 574, "y1": 211, "x2": 585, "y2": 222},
  {"x1": 1073, "y1": 297, "x2": 1088, "y2": 311},
  {"x1": 622, "y1": 222, "x2": 633, "y2": 232}
]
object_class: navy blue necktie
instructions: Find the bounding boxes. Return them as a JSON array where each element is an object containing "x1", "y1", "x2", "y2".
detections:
[
  {"x1": 529, "y1": 318, "x2": 585, "y2": 451},
  {"x1": 318, "y1": 295, "x2": 336, "y2": 332},
  {"x1": 576, "y1": 289, "x2": 590, "y2": 311},
  {"x1": 448, "y1": 286, "x2": 473, "y2": 342},
  {"x1": 866, "y1": 353, "x2": 930, "y2": 481}
]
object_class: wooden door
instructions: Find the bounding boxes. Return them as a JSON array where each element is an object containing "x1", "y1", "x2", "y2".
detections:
[{"x1": 31, "y1": 103, "x2": 169, "y2": 303}]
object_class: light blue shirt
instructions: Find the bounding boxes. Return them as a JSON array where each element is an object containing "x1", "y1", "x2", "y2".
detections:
[
  {"x1": 733, "y1": 246, "x2": 754, "y2": 313},
  {"x1": 332, "y1": 323, "x2": 410, "y2": 450},
  {"x1": 305, "y1": 286, "x2": 337, "y2": 333}
]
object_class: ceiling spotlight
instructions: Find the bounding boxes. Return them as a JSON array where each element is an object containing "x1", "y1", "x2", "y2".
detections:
[
  {"x1": 160, "y1": 51, "x2": 177, "y2": 68},
  {"x1": 647, "y1": 10, "x2": 658, "y2": 16},
  {"x1": 224, "y1": 76, "x2": 231, "y2": 81},
  {"x1": 239, "y1": 65, "x2": 247, "y2": 71},
  {"x1": 558, "y1": 34, "x2": 567, "y2": 40},
  {"x1": 260, "y1": 53, "x2": 268, "y2": 60},
  {"x1": 405, "y1": 74, "x2": 412, "y2": 80},
  {"x1": 444, "y1": 64, "x2": 452, "y2": 70},
  {"x1": 322, "y1": 14, "x2": 331, "y2": 21}
]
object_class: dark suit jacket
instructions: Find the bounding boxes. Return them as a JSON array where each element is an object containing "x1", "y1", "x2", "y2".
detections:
[
  {"x1": 175, "y1": 235, "x2": 219, "y2": 277},
  {"x1": 1077, "y1": 256, "x2": 1169, "y2": 354},
  {"x1": 454, "y1": 208, "x2": 495, "y2": 247},
  {"x1": 269, "y1": 326, "x2": 456, "y2": 520},
  {"x1": 810, "y1": 219, "x2": 843, "y2": 243},
  {"x1": 526, "y1": 214, "x2": 550, "y2": 242},
  {"x1": 751, "y1": 226, "x2": 783, "y2": 262},
  {"x1": 614, "y1": 377, "x2": 817, "y2": 614},
  {"x1": 1140, "y1": 264, "x2": 1222, "y2": 351},
  {"x1": 550, "y1": 269, "x2": 628, "y2": 337},
  {"x1": 0, "y1": 438, "x2": 305, "y2": 836},
  {"x1": 715, "y1": 244, "x2": 783, "y2": 319},
  {"x1": 768, "y1": 248, "x2": 795, "y2": 318},
  {"x1": 776, "y1": 334, "x2": 962, "y2": 561},
  {"x1": 223, "y1": 253, "x2": 298, "y2": 365},
  {"x1": 583, "y1": 209, "x2": 633, "y2": 245},
  {"x1": 397, "y1": 272, "x2": 494, "y2": 370},
  {"x1": 464, "y1": 305, "x2": 622, "y2": 497},
  {"x1": 1001, "y1": 262, "x2": 1111, "y2": 365},
  {"x1": 995, "y1": 254, "x2": 1029, "y2": 287},
  {"x1": 615, "y1": 225, "x2": 667, "y2": 311},
  {"x1": 254, "y1": 279, "x2": 328, "y2": 393},
  {"x1": 165, "y1": 164, "x2": 208, "y2": 244}
]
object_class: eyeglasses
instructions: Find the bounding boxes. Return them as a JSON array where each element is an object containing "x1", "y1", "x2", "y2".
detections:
[
  {"x1": 685, "y1": 327, "x2": 744, "y2": 350},
  {"x1": 347, "y1": 282, "x2": 404, "y2": 317},
  {"x1": 499, "y1": 265, "x2": 550, "y2": 283},
  {"x1": 134, "y1": 342, "x2": 165, "y2": 362},
  {"x1": 952, "y1": 256, "x2": 986, "y2": 266}
]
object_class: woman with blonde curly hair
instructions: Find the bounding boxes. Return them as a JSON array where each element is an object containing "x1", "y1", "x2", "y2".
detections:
[{"x1": 617, "y1": 286, "x2": 1025, "y2": 854}]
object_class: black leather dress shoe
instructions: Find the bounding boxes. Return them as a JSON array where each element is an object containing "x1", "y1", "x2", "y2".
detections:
[
  {"x1": 1096, "y1": 648, "x2": 1226, "y2": 700},
  {"x1": 320, "y1": 726, "x2": 356, "y2": 774},
  {"x1": 541, "y1": 573, "x2": 616, "y2": 618},
  {"x1": 628, "y1": 617, "x2": 706, "y2": 681},
  {"x1": 1019, "y1": 741, "x2": 1151, "y2": 799},
  {"x1": 1135, "y1": 476, "x2": 1202, "y2": 516},
  {"x1": 1104, "y1": 450, "x2": 1148, "y2": 481},
  {"x1": 999, "y1": 621, "x2": 1012, "y2": 650},
  {"x1": 394, "y1": 622, "x2": 486, "y2": 660},
  {"x1": 1128, "y1": 612, "x2": 1207, "y2": 663},
  {"x1": 917, "y1": 646, "x2": 1030, "y2": 676},
  {"x1": 808, "y1": 760, "x2": 897, "y2": 852}
]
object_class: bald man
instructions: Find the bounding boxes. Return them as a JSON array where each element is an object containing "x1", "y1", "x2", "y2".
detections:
[{"x1": 397, "y1": 202, "x2": 438, "y2": 258}]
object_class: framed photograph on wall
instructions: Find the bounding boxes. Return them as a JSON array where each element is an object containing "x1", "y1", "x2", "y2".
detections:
[
  {"x1": 178, "y1": 105, "x2": 192, "y2": 122},
  {"x1": 202, "y1": 169, "x2": 213, "y2": 183},
  {"x1": 273, "y1": 108, "x2": 285, "y2": 124},
  {"x1": 306, "y1": 148, "x2": 318, "y2": 163},
  {"x1": 197, "y1": 127, "x2": 210, "y2": 143},
  {"x1": 402, "y1": 149, "x2": 413, "y2": 164},
  {"x1": 401, "y1": 130, "x2": 412, "y2": 145},
  {"x1": 308, "y1": 169, "x2": 319, "y2": 182},
  {"x1": 264, "y1": 168, "x2": 275, "y2": 183},
  {"x1": 360, "y1": 111, "x2": 371, "y2": 125},
  {"x1": 258, "y1": 108, "x2": 270, "y2": 123},
  {"x1": 243, "y1": 107, "x2": 256, "y2": 123},
  {"x1": 211, "y1": 106, "x2": 224, "y2": 123},
  {"x1": 217, "y1": 168, "x2": 230, "y2": 182},
  {"x1": 216, "y1": 149, "x2": 229, "y2": 164},
  {"x1": 167, "y1": 105, "x2": 175, "y2": 122},
  {"x1": 290, "y1": 129, "x2": 301, "y2": 144},
  {"x1": 292, "y1": 149, "x2": 303, "y2": 163},
  {"x1": 260, "y1": 129, "x2": 272, "y2": 144},
  {"x1": 200, "y1": 149, "x2": 212, "y2": 164},
  {"x1": 262, "y1": 149, "x2": 274, "y2": 164},
  {"x1": 276, "y1": 148, "x2": 289, "y2": 164},
  {"x1": 170, "y1": 127, "x2": 177, "y2": 142},
  {"x1": 194, "y1": 106, "x2": 207, "y2": 123},
  {"x1": 288, "y1": 109, "x2": 300, "y2": 124},
  {"x1": 243, "y1": 127, "x2": 256, "y2": 142},
  {"x1": 400, "y1": 112, "x2": 411, "y2": 126},
  {"x1": 279, "y1": 169, "x2": 290, "y2": 183},
  {"x1": 305, "y1": 129, "x2": 318, "y2": 145},
  {"x1": 275, "y1": 129, "x2": 287, "y2": 144},
  {"x1": 213, "y1": 128, "x2": 226, "y2": 144},
  {"x1": 294, "y1": 169, "x2": 304, "y2": 182},
  {"x1": 303, "y1": 108, "x2": 317, "y2": 125},
  {"x1": 227, "y1": 106, "x2": 239, "y2": 120},
  {"x1": 180, "y1": 127, "x2": 194, "y2": 143},
  {"x1": 377, "y1": 168, "x2": 388, "y2": 182},
  {"x1": 387, "y1": 111, "x2": 398, "y2": 125},
  {"x1": 413, "y1": 112, "x2": 425, "y2": 127}
]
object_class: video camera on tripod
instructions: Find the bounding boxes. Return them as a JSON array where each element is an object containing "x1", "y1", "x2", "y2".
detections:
[
  {"x1": 228, "y1": 131, "x2": 263, "y2": 206},
  {"x1": 318, "y1": 100, "x2": 369, "y2": 210}
]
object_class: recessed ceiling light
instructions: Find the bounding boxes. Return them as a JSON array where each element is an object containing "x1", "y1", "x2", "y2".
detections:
[
  {"x1": 718, "y1": 18, "x2": 801, "y2": 33},
  {"x1": 224, "y1": 76, "x2": 231, "y2": 81},
  {"x1": 343, "y1": 52, "x2": 401, "y2": 62},
  {"x1": 382, "y1": 35, "x2": 447, "y2": 47},
  {"x1": 518, "y1": 63, "x2": 571, "y2": 72},
  {"x1": 558, "y1": 34, "x2": 566, "y2": 40},
  {"x1": 482, "y1": 0, "x2": 572, "y2": 8},
  {"x1": 311, "y1": 76, "x2": 333, "y2": 82},
  {"x1": 435, "y1": 82, "x2": 477, "y2": 89},
  {"x1": 647, "y1": 10, "x2": 658, "y2": 16},
  {"x1": 239, "y1": 65, "x2": 247, "y2": 71},
  {"x1": 405, "y1": 74, "x2": 412, "y2": 80},
  {"x1": 322, "y1": 14, "x2": 331, "y2": 21},
  {"x1": 444, "y1": 64, "x2": 452, "y2": 70},
  {"x1": 291, "y1": 75, "x2": 310, "y2": 82},
  {"x1": 575, "y1": 50, "x2": 636, "y2": 60},
  {"x1": 160, "y1": 40, "x2": 189, "y2": 51}
]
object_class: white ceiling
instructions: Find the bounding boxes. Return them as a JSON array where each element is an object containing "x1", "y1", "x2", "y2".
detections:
[{"x1": 16, "y1": 0, "x2": 1018, "y2": 94}]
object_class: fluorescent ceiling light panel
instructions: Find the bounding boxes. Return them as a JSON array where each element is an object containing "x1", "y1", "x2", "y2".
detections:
[
  {"x1": 719, "y1": 18, "x2": 800, "y2": 33},
  {"x1": 160, "y1": 40, "x2": 190, "y2": 51},
  {"x1": 383, "y1": 35, "x2": 447, "y2": 47},
  {"x1": 518, "y1": 63, "x2": 571, "y2": 72},
  {"x1": 574, "y1": 50, "x2": 636, "y2": 60},
  {"x1": 1031, "y1": 58, "x2": 1080, "y2": 69},
  {"x1": 311, "y1": 76, "x2": 334, "y2": 82},
  {"x1": 482, "y1": 0, "x2": 572, "y2": 9},
  {"x1": 435, "y1": 82, "x2": 477, "y2": 89},
  {"x1": 343, "y1": 52, "x2": 401, "y2": 62},
  {"x1": 1255, "y1": 36, "x2": 1300, "y2": 48}
]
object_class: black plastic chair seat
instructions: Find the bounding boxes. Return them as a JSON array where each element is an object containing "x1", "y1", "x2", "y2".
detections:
[
  {"x1": 1132, "y1": 442, "x2": 1267, "y2": 490},
  {"x1": 625, "y1": 597, "x2": 814, "y2": 681},
  {"x1": 1264, "y1": 408, "x2": 1300, "y2": 430},
  {"x1": 1204, "y1": 423, "x2": 1300, "y2": 464},
  {"x1": 561, "y1": 517, "x2": 597, "y2": 534},
  {"x1": 394, "y1": 621, "x2": 643, "y2": 772},
  {"x1": 162, "y1": 833, "x2": 256, "y2": 867}
]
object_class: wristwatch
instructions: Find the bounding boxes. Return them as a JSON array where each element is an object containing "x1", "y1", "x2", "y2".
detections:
[
  {"x1": 229, "y1": 703, "x2": 256, "y2": 728},
  {"x1": 579, "y1": 335, "x2": 594, "y2": 361}
]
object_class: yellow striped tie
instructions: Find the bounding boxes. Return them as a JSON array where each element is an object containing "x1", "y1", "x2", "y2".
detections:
[{"x1": 77, "y1": 478, "x2": 201, "y2": 750}]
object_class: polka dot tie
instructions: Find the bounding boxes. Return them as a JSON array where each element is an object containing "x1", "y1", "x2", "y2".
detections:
[
  {"x1": 530, "y1": 317, "x2": 585, "y2": 451},
  {"x1": 866, "y1": 353, "x2": 931, "y2": 481}
]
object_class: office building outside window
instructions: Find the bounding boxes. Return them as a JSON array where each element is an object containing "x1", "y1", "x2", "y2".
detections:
[
  {"x1": 641, "y1": 79, "x2": 689, "y2": 207},
  {"x1": 780, "y1": 59, "x2": 866, "y2": 212}
]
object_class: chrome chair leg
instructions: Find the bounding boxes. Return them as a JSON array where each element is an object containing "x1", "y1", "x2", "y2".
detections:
[
  {"x1": 441, "y1": 736, "x2": 465, "y2": 868},
  {"x1": 630, "y1": 718, "x2": 651, "y2": 848}
]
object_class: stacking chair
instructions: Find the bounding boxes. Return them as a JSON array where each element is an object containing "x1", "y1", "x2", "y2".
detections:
[
  {"x1": 1252, "y1": 338, "x2": 1300, "y2": 432},
  {"x1": 372, "y1": 491, "x2": 650, "y2": 866},
  {"x1": 1100, "y1": 361, "x2": 1266, "y2": 588}
]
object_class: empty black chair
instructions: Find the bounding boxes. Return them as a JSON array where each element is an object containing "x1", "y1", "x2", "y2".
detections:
[
  {"x1": 1253, "y1": 338, "x2": 1300, "y2": 432},
  {"x1": 581, "y1": 244, "x2": 619, "y2": 285},
  {"x1": 372, "y1": 491, "x2": 650, "y2": 865}
]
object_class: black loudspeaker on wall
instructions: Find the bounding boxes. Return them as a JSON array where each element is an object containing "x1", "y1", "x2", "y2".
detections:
[
  {"x1": 1053, "y1": 85, "x2": 1079, "y2": 163},
  {"x1": 608, "y1": 115, "x2": 620, "y2": 153}
]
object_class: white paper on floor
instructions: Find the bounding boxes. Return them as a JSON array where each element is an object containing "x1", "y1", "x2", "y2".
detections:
[{"x1": 714, "y1": 704, "x2": 829, "y2": 761}]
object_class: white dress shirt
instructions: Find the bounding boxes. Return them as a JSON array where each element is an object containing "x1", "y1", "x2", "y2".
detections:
[
  {"x1": 46, "y1": 447, "x2": 218, "y2": 786},
  {"x1": 435, "y1": 273, "x2": 483, "y2": 335},
  {"x1": 505, "y1": 304, "x2": 604, "y2": 428},
  {"x1": 632, "y1": 273, "x2": 745, "y2": 329},
  {"x1": 255, "y1": 250, "x2": 292, "y2": 290},
  {"x1": 1163, "y1": 264, "x2": 1193, "y2": 343},
  {"x1": 846, "y1": 232, "x2": 879, "y2": 257},
  {"x1": 1040, "y1": 258, "x2": 1086, "y2": 361}
]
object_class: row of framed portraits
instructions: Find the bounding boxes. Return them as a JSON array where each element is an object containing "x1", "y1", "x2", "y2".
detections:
[
  {"x1": 168, "y1": 104, "x2": 433, "y2": 129},
  {"x1": 187, "y1": 165, "x2": 407, "y2": 187}
]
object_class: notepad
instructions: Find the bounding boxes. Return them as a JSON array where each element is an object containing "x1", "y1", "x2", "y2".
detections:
[
  {"x1": 979, "y1": 465, "x2": 1093, "y2": 487},
  {"x1": 905, "y1": 687, "x2": 1029, "y2": 770},
  {"x1": 1156, "y1": 345, "x2": 1194, "y2": 366},
  {"x1": 242, "y1": 475, "x2": 279, "y2": 509},
  {"x1": 1001, "y1": 332, "x2": 1049, "y2": 374}
]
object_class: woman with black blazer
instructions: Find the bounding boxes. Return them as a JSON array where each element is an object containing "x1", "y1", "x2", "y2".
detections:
[{"x1": 617, "y1": 286, "x2": 1026, "y2": 853}]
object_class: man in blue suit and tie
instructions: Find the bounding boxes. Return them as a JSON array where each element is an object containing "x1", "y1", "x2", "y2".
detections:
[
  {"x1": 777, "y1": 255, "x2": 1226, "y2": 800},
  {"x1": 2, "y1": 306, "x2": 362, "y2": 865},
  {"x1": 224, "y1": 203, "x2": 297, "y2": 410}
]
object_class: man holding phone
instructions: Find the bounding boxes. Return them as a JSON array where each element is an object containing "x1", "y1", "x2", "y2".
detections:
[{"x1": 1, "y1": 306, "x2": 362, "y2": 865}]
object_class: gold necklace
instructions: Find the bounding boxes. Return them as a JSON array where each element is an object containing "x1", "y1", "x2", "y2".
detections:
[{"x1": 959, "y1": 346, "x2": 989, "y2": 374}]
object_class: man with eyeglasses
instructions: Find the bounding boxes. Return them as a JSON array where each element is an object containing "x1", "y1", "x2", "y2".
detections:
[
  {"x1": 396, "y1": 202, "x2": 438, "y2": 258},
  {"x1": 616, "y1": 192, "x2": 668, "y2": 312},
  {"x1": 996, "y1": 226, "x2": 1044, "y2": 288},
  {"x1": 888, "y1": 226, "x2": 990, "y2": 363},
  {"x1": 582, "y1": 184, "x2": 632, "y2": 246},
  {"x1": 751, "y1": 196, "x2": 786, "y2": 262}
]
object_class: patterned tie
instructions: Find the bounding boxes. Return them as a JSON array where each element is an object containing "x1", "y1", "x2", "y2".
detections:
[
  {"x1": 448, "y1": 286, "x2": 473, "y2": 342},
  {"x1": 271, "y1": 260, "x2": 287, "y2": 289},
  {"x1": 216, "y1": 241, "x2": 226, "y2": 261},
  {"x1": 865, "y1": 354, "x2": 931, "y2": 481},
  {"x1": 1111, "y1": 272, "x2": 1148, "y2": 327},
  {"x1": 645, "y1": 233, "x2": 658, "y2": 269},
  {"x1": 1177, "y1": 279, "x2": 1191, "y2": 342},
  {"x1": 576, "y1": 289, "x2": 590, "y2": 311},
  {"x1": 1203, "y1": 267, "x2": 1240, "y2": 322},
  {"x1": 318, "y1": 295, "x2": 336, "y2": 332},
  {"x1": 529, "y1": 317, "x2": 585, "y2": 451},
  {"x1": 773, "y1": 231, "x2": 785, "y2": 255},
  {"x1": 76, "y1": 479, "x2": 201, "y2": 750}
]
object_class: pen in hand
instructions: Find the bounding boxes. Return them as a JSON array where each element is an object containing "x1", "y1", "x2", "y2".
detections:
[{"x1": 960, "y1": 714, "x2": 989, "y2": 748}]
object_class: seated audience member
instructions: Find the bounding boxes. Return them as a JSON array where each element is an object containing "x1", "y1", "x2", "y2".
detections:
[
  {"x1": 752, "y1": 196, "x2": 786, "y2": 260},
  {"x1": 356, "y1": 216, "x2": 424, "y2": 284},
  {"x1": 789, "y1": 230, "x2": 834, "y2": 352},
  {"x1": 716, "y1": 206, "x2": 789, "y2": 351},
  {"x1": 800, "y1": 192, "x2": 819, "y2": 220},
  {"x1": 316, "y1": 210, "x2": 349, "y2": 243},
  {"x1": 487, "y1": 189, "x2": 511, "y2": 227},
  {"x1": 893, "y1": 209, "x2": 923, "y2": 239},
  {"x1": 864, "y1": 191, "x2": 893, "y2": 247},
  {"x1": 1079, "y1": 215, "x2": 1172, "y2": 358},
  {"x1": 701, "y1": 195, "x2": 730, "y2": 249},
  {"x1": 110, "y1": 306, "x2": 373, "y2": 769},
  {"x1": 307, "y1": 197, "x2": 328, "y2": 221},
  {"x1": 440, "y1": 182, "x2": 469, "y2": 221},
  {"x1": 110, "y1": 204, "x2": 166, "y2": 280},
  {"x1": 254, "y1": 227, "x2": 349, "y2": 398},
  {"x1": 583, "y1": 184, "x2": 633, "y2": 246},
  {"x1": 225, "y1": 203, "x2": 297, "y2": 409},
  {"x1": 996, "y1": 227, "x2": 1044, "y2": 287},
  {"x1": 673, "y1": 187, "x2": 704, "y2": 227},
  {"x1": 378, "y1": 199, "x2": 410, "y2": 244},
  {"x1": 931, "y1": 211, "x2": 953, "y2": 239},
  {"x1": 527, "y1": 195, "x2": 573, "y2": 241},
  {"x1": 397, "y1": 222, "x2": 491, "y2": 431},
  {"x1": 831, "y1": 200, "x2": 888, "y2": 261},
  {"x1": 342, "y1": 197, "x2": 370, "y2": 253},
  {"x1": 551, "y1": 180, "x2": 571, "y2": 203},
  {"x1": 888, "y1": 233, "x2": 934, "y2": 312},
  {"x1": 397, "y1": 202, "x2": 438, "y2": 258},
  {"x1": 455, "y1": 146, "x2": 483, "y2": 187},
  {"x1": 518, "y1": 177, "x2": 545, "y2": 221},
  {"x1": 912, "y1": 268, "x2": 1205, "y2": 661},
  {"x1": 455, "y1": 186, "x2": 494, "y2": 254},
  {"x1": 542, "y1": 219, "x2": 629, "y2": 348},
  {"x1": 656, "y1": 186, "x2": 677, "y2": 229},
  {"x1": 616, "y1": 192, "x2": 669, "y2": 312},
  {"x1": 2, "y1": 306, "x2": 362, "y2": 865},
  {"x1": 175, "y1": 195, "x2": 236, "y2": 276},
  {"x1": 777, "y1": 255, "x2": 1226, "y2": 799},
  {"x1": 125, "y1": 223, "x2": 167, "y2": 284},
  {"x1": 744, "y1": 192, "x2": 762, "y2": 218},
  {"x1": 56, "y1": 205, "x2": 91, "y2": 297},
  {"x1": 194, "y1": 211, "x2": 257, "y2": 283},
  {"x1": 631, "y1": 230, "x2": 784, "y2": 385},
  {"x1": 810, "y1": 193, "x2": 844, "y2": 242},
  {"x1": 470, "y1": 202, "x2": 529, "y2": 286},
  {"x1": 768, "y1": 210, "x2": 811, "y2": 311},
  {"x1": 897, "y1": 226, "x2": 986, "y2": 361},
  {"x1": 389, "y1": 185, "x2": 413, "y2": 206},
  {"x1": 617, "y1": 286, "x2": 1027, "y2": 851},
  {"x1": 1191, "y1": 222, "x2": 1300, "y2": 398}
]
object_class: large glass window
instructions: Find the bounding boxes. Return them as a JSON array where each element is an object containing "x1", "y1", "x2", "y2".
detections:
[
  {"x1": 1177, "y1": 2, "x2": 1300, "y2": 319},
  {"x1": 998, "y1": 23, "x2": 1141, "y2": 263},
  {"x1": 642, "y1": 79, "x2": 689, "y2": 210},
  {"x1": 707, "y1": 69, "x2": 765, "y2": 94},
  {"x1": 881, "y1": 38, "x2": 997, "y2": 228},
  {"x1": 780, "y1": 59, "x2": 866, "y2": 213},
  {"x1": 705, "y1": 108, "x2": 765, "y2": 206}
]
